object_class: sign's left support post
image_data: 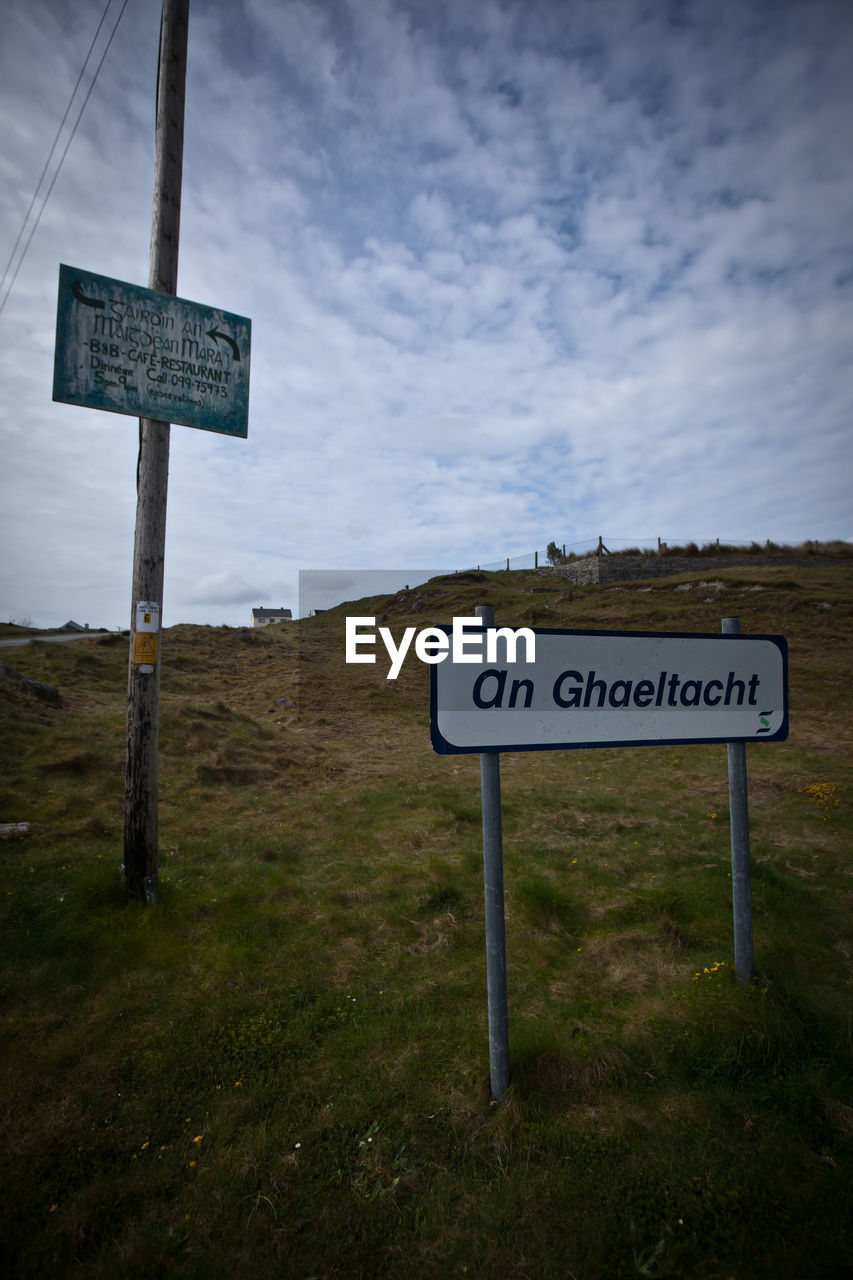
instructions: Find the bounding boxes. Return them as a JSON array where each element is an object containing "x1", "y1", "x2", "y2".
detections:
[
  {"x1": 476, "y1": 605, "x2": 510, "y2": 1101},
  {"x1": 123, "y1": 0, "x2": 189, "y2": 903}
]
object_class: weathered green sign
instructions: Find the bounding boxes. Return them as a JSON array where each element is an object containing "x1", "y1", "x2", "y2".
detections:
[{"x1": 53, "y1": 264, "x2": 251, "y2": 438}]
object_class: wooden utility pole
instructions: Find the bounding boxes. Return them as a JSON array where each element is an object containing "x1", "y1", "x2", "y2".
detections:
[{"x1": 123, "y1": 0, "x2": 189, "y2": 902}]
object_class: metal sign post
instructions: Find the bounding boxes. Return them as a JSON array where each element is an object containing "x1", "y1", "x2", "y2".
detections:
[
  {"x1": 476, "y1": 605, "x2": 510, "y2": 1102},
  {"x1": 723, "y1": 617, "x2": 754, "y2": 981}
]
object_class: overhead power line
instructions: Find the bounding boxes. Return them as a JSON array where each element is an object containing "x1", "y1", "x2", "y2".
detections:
[{"x1": 0, "y1": 0, "x2": 131, "y2": 320}]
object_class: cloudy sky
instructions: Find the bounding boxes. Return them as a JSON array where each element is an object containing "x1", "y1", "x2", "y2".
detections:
[{"x1": 1, "y1": 0, "x2": 851, "y2": 628}]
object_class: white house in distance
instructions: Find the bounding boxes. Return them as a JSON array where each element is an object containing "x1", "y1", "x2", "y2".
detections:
[{"x1": 251, "y1": 607, "x2": 293, "y2": 629}]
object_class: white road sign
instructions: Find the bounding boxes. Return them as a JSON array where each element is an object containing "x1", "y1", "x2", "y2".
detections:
[{"x1": 430, "y1": 627, "x2": 788, "y2": 753}]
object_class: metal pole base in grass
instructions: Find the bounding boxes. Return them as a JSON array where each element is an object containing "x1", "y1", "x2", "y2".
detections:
[
  {"x1": 723, "y1": 616, "x2": 755, "y2": 981},
  {"x1": 476, "y1": 604, "x2": 510, "y2": 1101}
]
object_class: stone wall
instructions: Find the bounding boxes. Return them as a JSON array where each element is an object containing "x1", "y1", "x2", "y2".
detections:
[{"x1": 541, "y1": 553, "x2": 848, "y2": 587}]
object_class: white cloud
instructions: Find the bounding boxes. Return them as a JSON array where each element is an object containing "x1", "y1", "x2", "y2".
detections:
[
  {"x1": 185, "y1": 569, "x2": 267, "y2": 608},
  {"x1": 0, "y1": 0, "x2": 851, "y2": 628}
]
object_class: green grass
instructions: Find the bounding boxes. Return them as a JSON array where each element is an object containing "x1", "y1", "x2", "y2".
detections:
[{"x1": 1, "y1": 565, "x2": 851, "y2": 1277}]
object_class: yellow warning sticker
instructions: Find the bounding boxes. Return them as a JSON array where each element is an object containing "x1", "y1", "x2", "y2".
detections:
[{"x1": 133, "y1": 632, "x2": 158, "y2": 664}]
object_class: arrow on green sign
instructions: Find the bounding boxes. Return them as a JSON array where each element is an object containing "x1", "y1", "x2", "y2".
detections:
[
  {"x1": 206, "y1": 327, "x2": 240, "y2": 361},
  {"x1": 72, "y1": 279, "x2": 105, "y2": 309}
]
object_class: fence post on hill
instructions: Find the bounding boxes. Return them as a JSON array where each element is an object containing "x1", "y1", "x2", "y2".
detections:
[
  {"x1": 476, "y1": 604, "x2": 510, "y2": 1101},
  {"x1": 123, "y1": 0, "x2": 189, "y2": 903},
  {"x1": 723, "y1": 616, "x2": 754, "y2": 981}
]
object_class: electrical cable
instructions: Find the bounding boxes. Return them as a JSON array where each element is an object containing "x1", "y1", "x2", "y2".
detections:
[
  {"x1": 0, "y1": 0, "x2": 131, "y2": 320},
  {"x1": 0, "y1": 0, "x2": 113, "y2": 305}
]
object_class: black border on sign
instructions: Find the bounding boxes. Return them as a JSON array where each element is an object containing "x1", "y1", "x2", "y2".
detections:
[{"x1": 429, "y1": 626, "x2": 788, "y2": 755}]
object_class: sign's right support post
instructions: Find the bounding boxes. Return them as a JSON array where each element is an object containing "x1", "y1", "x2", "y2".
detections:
[
  {"x1": 476, "y1": 604, "x2": 510, "y2": 1101},
  {"x1": 723, "y1": 616, "x2": 754, "y2": 981}
]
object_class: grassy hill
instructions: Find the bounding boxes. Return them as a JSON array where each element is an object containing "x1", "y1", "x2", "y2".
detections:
[{"x1": 1, "y1": 563, "x2": 851, "y2": 1277}]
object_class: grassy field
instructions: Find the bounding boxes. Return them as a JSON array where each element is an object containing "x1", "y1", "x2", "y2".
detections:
[{"x1": 1, "y1": 563, "x2": 851, "y2": 1278}]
